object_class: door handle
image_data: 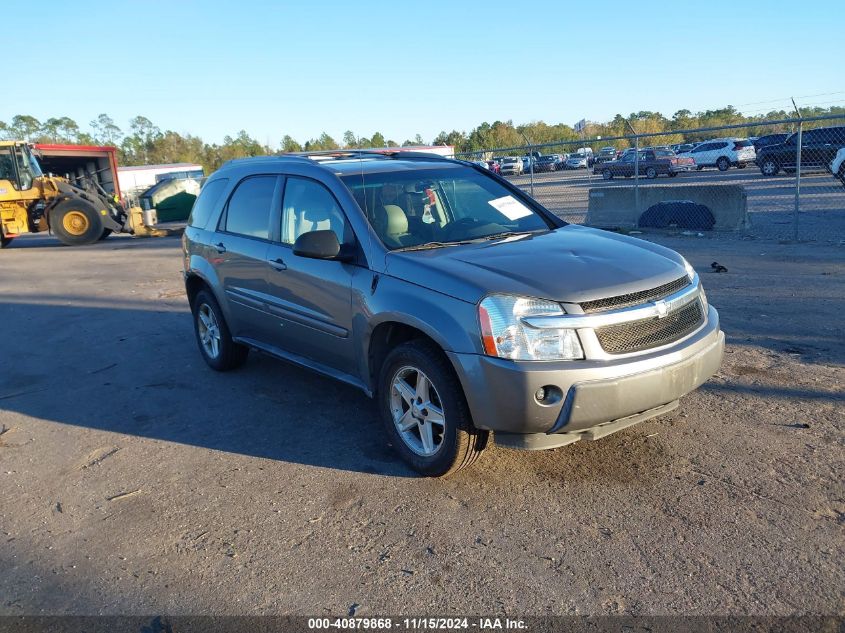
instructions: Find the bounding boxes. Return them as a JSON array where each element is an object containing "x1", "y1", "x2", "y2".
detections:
[
  {"x1": 268, "y1": 257, "x2": 287, "y2": 271},
  {"x1": 214, "y1": 242, "x2": 226, "y2": 254}
]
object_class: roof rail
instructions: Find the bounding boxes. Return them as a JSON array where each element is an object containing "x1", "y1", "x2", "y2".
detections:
[{"x1": 287, "y1": 149, "x2": 455, "y2": 162}]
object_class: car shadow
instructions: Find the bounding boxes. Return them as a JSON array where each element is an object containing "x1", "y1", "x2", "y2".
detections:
[{"x1": 0, "y1": 296, "x2": 415, "y2": 478}]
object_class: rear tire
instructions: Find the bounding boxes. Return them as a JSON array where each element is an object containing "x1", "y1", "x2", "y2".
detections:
[
  {"x1": 191, "y1": 289, "x2": 249, "y2": 371},
  {"x1": 378, "y1": 339, "x2": 488, "y2": 477},
  {"x1": 716, "y1": 157, "x2": 730, "y2": 171},
  {"x1": 760, "y1": 159, "x2": 780, "y2": 176},
  {"x1": 602, "y1": 169, "x2": 613, "y2": 180},
  {"x1": 51, "y1": 199, "x2": 103, "y2": 246}
]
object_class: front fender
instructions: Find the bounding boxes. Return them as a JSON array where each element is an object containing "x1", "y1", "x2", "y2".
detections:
[{"x1": 354, "y1": 274, "x2": 481, "y2": 392}]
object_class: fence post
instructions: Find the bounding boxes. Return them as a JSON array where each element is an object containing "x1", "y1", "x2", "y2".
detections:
[
  {"x1": 528, "y1": 143, "x2": 534, "y2": 197},
  {"x1": 634, "y1": 135, "x2": 640, "y2": 215},
  {"x1": 793, "y1": 120, "x2": 802, "y2": 242}
]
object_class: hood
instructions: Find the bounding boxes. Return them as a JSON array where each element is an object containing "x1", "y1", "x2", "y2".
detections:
[{"x1": 385, "y1": 225, "x2": 688, "y2": 304}]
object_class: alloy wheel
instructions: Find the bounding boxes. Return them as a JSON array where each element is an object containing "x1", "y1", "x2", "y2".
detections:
[
  {"x1": 390, "y1": 366, "x2": 446, "y2": 457},
  {"x1": 197, "y1": 303, "x2": 221, "y2": 359}
]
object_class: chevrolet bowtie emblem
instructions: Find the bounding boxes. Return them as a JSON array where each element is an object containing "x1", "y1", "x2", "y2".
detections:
[{"x1": 654, "y1": 299, "x2": 669, "y2": 318}]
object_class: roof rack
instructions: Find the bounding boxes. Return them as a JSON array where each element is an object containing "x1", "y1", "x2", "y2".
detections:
[
  {"x1": 219, "y1": 149, "x2": 458, "y2": 171},
  {"x1": 288, "y1": 149, "x2": 455, "y2": 162}
]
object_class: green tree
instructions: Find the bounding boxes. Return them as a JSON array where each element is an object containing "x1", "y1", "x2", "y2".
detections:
[
  {"x1": 342, "y1": 130, "x2": 358, "y2": 148},
  {"x1": 281, "y1": 134, "x2": 302, "y2": 153},
  {"x1": 303, "y1": 132, "x2": 339, "y2": 151},
  {"x1": 90, "y1": 114, "x2": 122, "y2": 145},
  {"x1": 10, "y1": 115, "x2": 41, "y2": 140},
  {"x1": 370, "y1": 131, "x2": 386, "y2": 148}
]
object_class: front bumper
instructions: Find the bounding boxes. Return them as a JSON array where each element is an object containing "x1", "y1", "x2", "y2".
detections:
[{"x1": 447, "y1": 306, "x2": 724, "y2": 439}]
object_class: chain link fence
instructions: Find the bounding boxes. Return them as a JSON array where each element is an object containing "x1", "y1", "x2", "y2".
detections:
[{"x1": 456, "y1": 115, "x2": 845, "y2": 244}]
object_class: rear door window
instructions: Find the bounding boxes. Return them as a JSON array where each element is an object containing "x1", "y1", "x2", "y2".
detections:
[
  {"x1": 222, "y1": 175, "x2": 277, "y2": 239},
  {"x1": 188, "y1": 178, "x2": 229, "y2": 229}
]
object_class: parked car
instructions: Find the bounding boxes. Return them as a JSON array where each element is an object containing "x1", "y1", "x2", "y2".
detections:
[
  {"x1": 752, "y1": 133, "x2": 789, "y2": 153},
  {"x1": 499, "y1": 156, "x2": 523, "y2": 175},
  {"x1": 183, "y1": 151, "x2": 723, "y2": 476},
  {"x1": 595, "y1": 148, "x2": 696, "y2": 179},
  {"x1": 595, "y1": 147, "x2": 618, "y2": 164},
  {"x1": 486, "y1": 160, "x2": 501, "y2": 175},
  {"x1": 564, "y1": 153, "x2": 589, "y2": 169},
  {"x1": 576, "y1": 147, "x2": 595, "y2": 167},
  {"x1": 832, "y1": 147, "x2": 845, "y2": 187},
  {"x1": 756, "y1": 126, "x2": 845, "y2": 176},
  {"x1": 521, "y1": 156, "x2": 536, "y2": 173},
  {"x1": 679, "y1": 138, "x2": 756, "y2": 171},
  {"x1": 534, "y1": 155, "x2": 559, "y2": 172}
]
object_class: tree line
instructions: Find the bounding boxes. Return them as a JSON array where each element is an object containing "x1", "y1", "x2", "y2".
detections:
[{"x1": 1, "y1": 105, "x2": 842, "y2": 173}]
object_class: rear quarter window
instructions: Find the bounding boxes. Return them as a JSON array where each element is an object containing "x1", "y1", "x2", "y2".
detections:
[{"x1": 188, "y1": 178, "x2": 229, "y2": 229}]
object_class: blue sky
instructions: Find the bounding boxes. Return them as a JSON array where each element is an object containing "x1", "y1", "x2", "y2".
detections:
[{"x1": 10, "y1": 0, "x2": 843, "y2": 145}]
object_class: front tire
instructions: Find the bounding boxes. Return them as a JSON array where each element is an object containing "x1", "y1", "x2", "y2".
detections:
[
  {"x1": 51, "y1": 199, "x2": 103, "y2": 246},
  {"x1": 716, "y1": 157, "x2": 730, "y2": 171},
  {"x1": 378, "y1": 340, "x2": 488, "y2": 477},
  {"x1": 602, "y1": 169, "x2": 612, "y2": 180},
  {"x1": 191, "y1": 289, "x2": 249, "y2": 371},
  {"x1": 645, "y1": 167, "x2": 658, "y2": 179}
]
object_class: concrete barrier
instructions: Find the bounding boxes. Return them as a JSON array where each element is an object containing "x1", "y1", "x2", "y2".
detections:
[{"x1": 585, "y1": 184, "x2": 749, "y2": 231}]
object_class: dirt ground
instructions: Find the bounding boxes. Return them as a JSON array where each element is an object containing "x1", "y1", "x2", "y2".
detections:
[{"x1": 0, "y1": 231, "x2": 842, "y2": 617}]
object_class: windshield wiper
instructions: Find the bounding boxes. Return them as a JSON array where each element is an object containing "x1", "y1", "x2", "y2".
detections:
[
  {"x1": 472, "y1": 231, "x2": 533, "y2": 242},
  {"x1": 394, "y1": 241, "x2": 467, "y2": 252}
]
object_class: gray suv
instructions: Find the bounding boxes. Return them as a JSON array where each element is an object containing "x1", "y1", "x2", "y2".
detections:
[{"x1": 183, "y1": 151, "x2": 724, "y2": 477}]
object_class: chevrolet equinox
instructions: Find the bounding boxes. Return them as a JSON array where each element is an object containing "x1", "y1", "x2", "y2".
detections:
[{"x1": 182, "y1": 151, "x2": 724, "y2": 476}]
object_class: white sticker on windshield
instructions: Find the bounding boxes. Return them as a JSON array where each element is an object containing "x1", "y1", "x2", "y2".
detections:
[{"x1": 488, "y1": 195, "x2": 532, "y2": 221}]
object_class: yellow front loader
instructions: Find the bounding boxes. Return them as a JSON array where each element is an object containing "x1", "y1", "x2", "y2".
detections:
[{"x1": 0, "y1": 141, "x2": 170, "y2": 248}]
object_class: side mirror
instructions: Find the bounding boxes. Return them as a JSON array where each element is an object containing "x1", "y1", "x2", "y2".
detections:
[{"x1": 292, "y1": 230, "x2": 353, "y2": 261}]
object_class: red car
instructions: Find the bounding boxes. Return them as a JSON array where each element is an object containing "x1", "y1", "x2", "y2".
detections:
[{"x1": 486, "y1": 160, "x2": 501, "y2": 175}]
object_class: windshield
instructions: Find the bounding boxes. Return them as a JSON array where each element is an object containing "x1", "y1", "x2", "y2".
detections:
[
  {"x1": 571, "y1": 154, "x2": 585, "y2": 159},
  {"x1": 340, "y1": 166, "x2": 553, "y2": 250}
]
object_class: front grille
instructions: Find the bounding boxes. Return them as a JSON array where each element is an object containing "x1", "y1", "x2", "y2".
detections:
[
  {"x1": 595, "y1": 300, "x2": 704, "y2": 354},
  {"x1": 580, "y1": 276, "x2": 690, "y2": 313}
]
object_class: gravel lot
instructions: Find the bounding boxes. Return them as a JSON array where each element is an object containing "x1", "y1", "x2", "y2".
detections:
[{"x1": 0, "y1": 232, "x2": 842, "y2": 617}]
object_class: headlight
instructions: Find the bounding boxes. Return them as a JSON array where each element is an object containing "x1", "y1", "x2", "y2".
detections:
[
  {"x1": 682, "y1": 258, "x2": 696, "y2": 282},
  {"x1": 478, "y1": 295, "x2": 584, "y2": 360}
]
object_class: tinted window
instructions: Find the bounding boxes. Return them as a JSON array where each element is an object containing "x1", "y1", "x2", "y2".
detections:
[
  {"x1": 692, "y1": 144, "x2": 709, "y2": 152},
  {"x1": 801, "y1": 129, "x2": 822, "y2": 144},
  {"x1": 188, "y1": 178, "x2": 229, "y2": 228},
  {"x1": 281, "y1": 177, "x2": 349, "y2": 245},
  {"x1": 224, "y1": 176, "x2": 276, "y2": 239},
  {"x1": 714, "y1": 142, "x2": 728, "y2": 150}
]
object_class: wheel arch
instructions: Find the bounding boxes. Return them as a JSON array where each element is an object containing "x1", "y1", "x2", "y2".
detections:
[{"x1": 183, "y1": 261, "x2": 233, "y2": 326}]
